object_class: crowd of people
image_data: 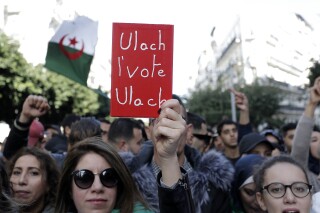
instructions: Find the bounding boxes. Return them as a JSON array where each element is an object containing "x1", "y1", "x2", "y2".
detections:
[{"x1": 0, "y1": 78, "x2": 320, "y2": 212}]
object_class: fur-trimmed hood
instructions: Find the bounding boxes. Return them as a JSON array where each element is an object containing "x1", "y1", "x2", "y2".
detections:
[
  {"x1": 120, "y1": 148, "x2": 234, "y2": 213},
  {"x1": 188, "y1": 149, "x2": 234, "y2": 213},
  {"x1": 191, "y1": 149, "x2": 234, "y2": 191},
  {"x1": 120, "y1": 152, "x2": 159, "y2": 212}
]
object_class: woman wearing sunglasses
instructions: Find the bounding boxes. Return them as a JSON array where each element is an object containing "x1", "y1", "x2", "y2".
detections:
[
  {"x1": 55, "y1": 137, "x2": 152, "y2": 213},
  {"x1": 253, "y1": 155, "x2": 313, "y2": 213},
  {"x1": 7, "y1": 147, "x2": 60, "y2": 213}
]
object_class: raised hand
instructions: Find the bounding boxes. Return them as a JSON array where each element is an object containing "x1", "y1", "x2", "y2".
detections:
[
  {"x1": 152, "y1": 99, "x2": 186, "y2": 186},
  {"x1": 153, "y1": 99, "x2": 186, "y2": 160},
  {"x1": 19, "y1": 95, "x2": 50, "y2": 123},
  {"x1": 309, "y1": 76, "x2": 320, "y2": 105},
  {"x1": 229, "y1": 88, "x2": 249, "y2": 112}
]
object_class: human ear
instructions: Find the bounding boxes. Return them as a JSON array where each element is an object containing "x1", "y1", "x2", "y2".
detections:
[
  {"x1": 186, "y1": 124, "x2": 193, "y2": 146},
  {"x1": 118, "y1": 140, "x2": 128, "y2": 152},
  {"x1": 256, "y1": 192, "x2": 267, "y2": 211}
]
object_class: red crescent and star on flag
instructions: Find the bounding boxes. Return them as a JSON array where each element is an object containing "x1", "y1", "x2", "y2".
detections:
[{"x1": 59, "y1": 34, "x2": 85, "y2": 60}]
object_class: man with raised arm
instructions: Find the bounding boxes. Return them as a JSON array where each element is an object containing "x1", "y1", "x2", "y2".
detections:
[{"x1": 217, "y1": 88, "x2": 252, "y2": 165}]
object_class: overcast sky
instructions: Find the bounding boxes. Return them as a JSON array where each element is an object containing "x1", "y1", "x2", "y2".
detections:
[{"x1": 6, "y1": 0, "x2": 320, "y2": 96}]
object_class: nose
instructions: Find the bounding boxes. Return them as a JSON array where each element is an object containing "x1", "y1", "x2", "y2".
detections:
[
  {"x1": 283, "y1": 187, "x2": 296, "y2": 204},
  {"x1": 253, "y1": 198, "x2": 259, "y2": 207},
  {"x1": 252, "y1": 199, "x2": 265, "y2": 212},
  {"x1": 90, "y1": 174, "x2": 104, "y2": 193},
  {"x1": 18, "y1": 172, "x2": 27, "y2": 185}
]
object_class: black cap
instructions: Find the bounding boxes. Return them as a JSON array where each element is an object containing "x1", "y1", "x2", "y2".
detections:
[
  {"x1": 45, "y1": 135, "x2": 68, "y2": 153},
  {"x1": 239, "y1": 132, "x2": 274, "y2": 155},
  {"x1": 44, "y1": 124, "x2": 62, "y2": 135},
  {"x1": 260, "y1": 129, "x2": 283, "y2": 144}
]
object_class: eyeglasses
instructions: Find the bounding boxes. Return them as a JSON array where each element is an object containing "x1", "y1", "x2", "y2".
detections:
[
  {"x1": 71, "y1": 168, "x2": 118, "y2": 189},
  {"x1": 262, "y1": 182, "x2": 312, "y2": 198},
  {"x1": 193, "y1": 134, "x2": 212, "y2": 144}
]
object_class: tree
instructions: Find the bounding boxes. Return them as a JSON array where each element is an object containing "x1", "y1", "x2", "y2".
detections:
[
  {"x1": 240, "y1": 80, "x2": 284, "y2": 128},
  {"x1": 0, "y1": 31, "x2": 109, "y2": 125},
  {"x1": 186, "y1": 80, "x2": 284, "y2": 128},
  {"x1": 0, "y1": 32, "x2": 33, "y2": 124},
  {"x1": 187, "y1": 86, "x2": 231, "y2": 126},
  {"x1": 308, "y1": 59, "x2": 320, "y2": 87}
]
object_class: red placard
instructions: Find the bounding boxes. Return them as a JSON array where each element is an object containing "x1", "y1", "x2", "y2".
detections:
[{"x1": 110, "y1": 23, "x2": 174, "y2": 118}]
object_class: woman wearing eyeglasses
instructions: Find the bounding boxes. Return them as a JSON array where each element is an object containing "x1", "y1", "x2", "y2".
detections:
[
  {"x1": 253, "y1": 155, "x2": 313, "y2": 213},
  {"x1": 7, "y1": 147, "x2": 60, "y2": 213}
]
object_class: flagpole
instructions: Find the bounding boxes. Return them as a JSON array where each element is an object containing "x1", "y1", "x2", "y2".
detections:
[
  {"x1": 231, "y1": 91, "x2": 237, "y2": 122},
  {"x1": 229, "y1": 62, "x2": 237, "y2": 122}
]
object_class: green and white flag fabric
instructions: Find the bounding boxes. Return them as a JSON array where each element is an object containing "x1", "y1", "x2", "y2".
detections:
[{"x1": 45, "y1": 16, "x2": 98, "y2": 86}]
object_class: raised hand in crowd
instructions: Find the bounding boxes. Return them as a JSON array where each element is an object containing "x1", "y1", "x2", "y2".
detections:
[
  {"x1": 153, "y1": 99, "x2": 186, "y2": 186},
  {"x1": 305, "y1": 76, "x2": 320, "y2": 117},
  {"x1": 229, "y1": 88, "x2": 249, "y2": 112},
  {"x1": 229, "y1": 88, "x2": 250, "y2": 125},
  {"x1": 134, "y1": 96, "x2": 231, "y2": 213},
  {"x1": 291, "y1": 76, "x2": 320, "y2": 201},
  {"x1": 18, "y1": 95, "x2": 50, "y2": 123},
  {"x1": 4, "y1": 95, "x2": 50, "y2": 160},
  {"x1": 152, "y1": 99, "x2": 195, "y2": 213}
]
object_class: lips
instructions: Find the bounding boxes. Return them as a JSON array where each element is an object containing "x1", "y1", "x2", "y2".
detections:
[
  {"x1": 282, "y1": 210, "x2": 299, "y2": 213},
  {"x1": 14, "y1": 190, "x2": 30, "y2": 198},
  {"x1": 87, "y1": 198, "x2": 107, "y2": 204},
  {"x1": 86, "y1": 199, "x2": 108, "y2": 208}
]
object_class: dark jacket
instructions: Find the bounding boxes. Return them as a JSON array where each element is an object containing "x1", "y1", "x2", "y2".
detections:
[
  {"x1": 3, "y1": 118, "x2": 66, "y2": 169},
  {"x1": 3, "y1": 118, "x2": 30, "y2": 160},
  {"x1": 122, "y1": 142, "x2": 234, "y2": 213},
  {"x1": 157, "y1": 169, "x2": 195, "y2": 213}
]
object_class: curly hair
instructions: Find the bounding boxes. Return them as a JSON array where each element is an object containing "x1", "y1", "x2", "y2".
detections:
[{"x1": 7, "y1": 147, "x2": 60, "y2": 210}]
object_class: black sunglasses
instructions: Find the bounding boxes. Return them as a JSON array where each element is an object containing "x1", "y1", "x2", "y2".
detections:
[
  {"x1": 193, "y1": 133, "x2": 212, "y2": 144},
  {"x1": 71, "y1": 168, "x2": 118, "y2": 189}
]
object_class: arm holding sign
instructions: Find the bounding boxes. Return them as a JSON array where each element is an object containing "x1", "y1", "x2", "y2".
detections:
[{"x1": 153, "y1": 99, "x2": 195, "y2": 213}]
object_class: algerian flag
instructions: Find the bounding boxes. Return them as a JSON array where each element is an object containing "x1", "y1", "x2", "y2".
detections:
[{"x1": 44, "y1": 16, "x2": 98, "y2": 86}]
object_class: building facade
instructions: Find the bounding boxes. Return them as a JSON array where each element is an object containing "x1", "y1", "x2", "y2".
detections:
[{"x1": 197, "y1": 12, "x2": 320, "y2": 123}]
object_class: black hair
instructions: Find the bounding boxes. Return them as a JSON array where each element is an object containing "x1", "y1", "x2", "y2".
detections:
[
  {"x1": 217, "y1": 119, "x2": 237, "y2": 135},
  {"x1": 61, "y1": 114, "x2": 81, "y2": 128},
  {"x1": 108, "y1": 118, "x2": 142, "y2": 144},
  {"x1": 172, "y1": 94, "x2": 185, "y2": 107},
  {"x1": 68, "y1": 117, "x2": 102, "y2": 146},
  {"x1": 98, "y1": 118, "x2": 111, "y2": 124},
  {"x1": 281, "y1": 122, "x2": 297, "y2": 137},
  {"x1": 187, "y1": 112, "x2": 206, "y2": 130},
  {"x1": 172, "y1": 94, "x2": 187, "y2": 121},
  {"x1": 313, "y1": 124, "x2": 320, "y2": 132},
  {"x1": 136, "y1": 119, "x2": 148, "y2": 141}
]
